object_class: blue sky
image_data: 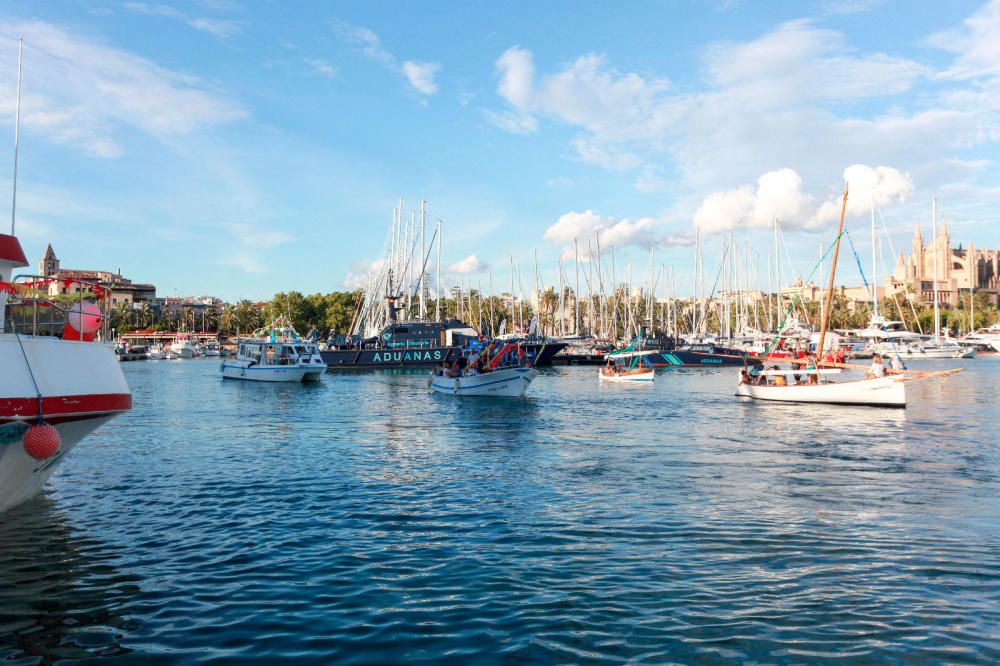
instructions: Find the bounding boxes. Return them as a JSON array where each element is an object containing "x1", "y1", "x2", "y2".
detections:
[{"x1": 1, "y1": 0, "x2": 998, "y2": 300}]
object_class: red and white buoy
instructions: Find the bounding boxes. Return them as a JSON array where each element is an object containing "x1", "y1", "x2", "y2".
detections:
[{"x1": 23, "y1": 422, "x2": 60, "y2": 460}]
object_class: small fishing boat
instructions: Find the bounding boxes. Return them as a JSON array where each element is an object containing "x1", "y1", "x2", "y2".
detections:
[
  {"x1": 599, "y1": 350, "x2": 655, "y2": 382},
  {"x1": 430, "y1": 366, "x2": 539, "y2": 397},
  {"x1": 221, "y1": 318, "x2": 325, "y2": 382}
]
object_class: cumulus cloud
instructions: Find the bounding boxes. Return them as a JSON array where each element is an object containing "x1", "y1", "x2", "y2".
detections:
[
  {"x1": 814, "y1": 164, "x2": 914, "y2": 224},
  {"x1": 693, "y1": 164, "x2": 913, "y2": 233},
  {"x1": 544, "y1": 210, "x2": 661, "y2": 260},
  {"x1": 693, "y1": 168, "x2": 812, "y2": 233},
  {"x1": 0, "y1": 23, "x2": 246, "y2": 158},
  {"x1": 331, "y1": 20, "x2": 441, "y2": 96},
  {"x1": 485, "y1": 18, "x2": 990, "y2": 214},
  {"x1": 447, "y1": 254, "x2": 488, "y2": 274}
]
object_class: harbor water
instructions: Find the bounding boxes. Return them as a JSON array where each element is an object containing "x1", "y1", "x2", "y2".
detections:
[{"x1": 2, "y1": 359, "x2": 999, "y2": 663}]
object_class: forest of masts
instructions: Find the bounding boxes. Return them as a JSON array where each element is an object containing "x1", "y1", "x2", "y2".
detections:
[{"x1": 345, "y1": 200, "x2": 996, "y2": 342}]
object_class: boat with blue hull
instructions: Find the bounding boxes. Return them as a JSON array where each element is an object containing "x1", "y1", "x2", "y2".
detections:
[
  {"x1": 320, "y1": 319, "x2": 566, "y2": 369},
  {"x1": 653, "y1": 343, "x2": 751, "y2": 367}
]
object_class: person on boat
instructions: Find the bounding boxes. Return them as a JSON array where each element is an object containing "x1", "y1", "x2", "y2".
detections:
[
  {"x1": 791, "y1": 360, "x2": 804, "y2": 385},
  {"x1": 748, "y1": 361, "x2": 764, "y2": 385},
  {"x1": 866, "y1": 354, "x2": 886, "y2": 379},
  {"x1": 806, "y1": 356, "x2": 820, "y2": 385},
  {"x1": 771, "y1": 365, "x2": 787, "y2": 386},
  {"x1": 888, "y1": 354, "x2": 905, "y2": 373}
]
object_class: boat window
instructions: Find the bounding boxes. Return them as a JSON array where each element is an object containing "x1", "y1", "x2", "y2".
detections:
[{"x1": 394, "y1": 327, "x2": 408, "y2": 334}]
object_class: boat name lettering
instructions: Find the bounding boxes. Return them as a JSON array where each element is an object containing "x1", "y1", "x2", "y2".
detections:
[{"x1": 372, "y1": 350, "x2": 443, "y2": 363}]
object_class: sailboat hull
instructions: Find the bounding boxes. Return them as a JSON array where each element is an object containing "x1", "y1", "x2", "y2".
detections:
[{"x1": 735, "y1": 375, "x2": 906, "y2": 407}]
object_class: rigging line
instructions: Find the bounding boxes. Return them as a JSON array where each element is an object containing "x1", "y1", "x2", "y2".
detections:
[
  {"x1": 762, "y1": 230, "x2": 847, "y2": 358},
  {"x1": 844, "y1": 230, "x2": 870, "y2": 292}
]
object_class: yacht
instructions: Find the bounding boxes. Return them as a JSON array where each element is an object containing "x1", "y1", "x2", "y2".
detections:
[
  {"x1": 169, "y1": 333, "x2": 198, "y2": 359},
  {"x1": 221, "y1": 319, "x2": 325, "y2": 382}
]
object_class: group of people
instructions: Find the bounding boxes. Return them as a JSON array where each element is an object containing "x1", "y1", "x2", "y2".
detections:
[
  {"x1": 431, "y1": 344, "x2": 532, "y2": 378},
  {"x1": 739, "y1": 347, "x2": 906, "y2": 386}
]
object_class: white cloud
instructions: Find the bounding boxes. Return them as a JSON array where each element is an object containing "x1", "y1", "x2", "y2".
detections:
[
  {"x1": 303, "y1": 57, "x2": 337, "y2": 78},
  {"x1": 694, "y1": 168, "x2": 812, "y2": 233},
  {"x1": 486, "y1": 19, "x2": 974, "y2": 217},
  {"x1": 0, "y1": 23, "x2": 246, "y2": 158},
  {"x1": 447, "y1": 254, "x2": 487, "y2": 274},
  {"x1": 814, "y1": 164, "x2": 914, "y2": 224},
  {"x1": 125, "y1": 3, "x2": 244, "y2": 39},
  {"x1": 341, "y1": 258, "x2": 386, "y2": 291},
  {"x1": 545, "y1": 210, "x2": 660, "y2": 260},
  {"x1": 331, "y1": 20, "x2": 441, "y2": 96},
  {"x1": 402, "y1": 61, "x2": 440, "y2": 95},
  {"x1": 223, "y1": 223, "x2": 294, "y2": 248},
  {"x1": 929, "y1": 0, "x2": 1000, "y2": 80},
  {"x1": 694, "y1": 164, "x2": 913, "y2": 234}
]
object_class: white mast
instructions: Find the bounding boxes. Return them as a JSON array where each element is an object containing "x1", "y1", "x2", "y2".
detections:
[
  {"x1": 10, "y1": 38, "x2": 22, "y2": 235},
  {"x1": 933, "y1": 198, "x2": 940, "y2": 342},
  {"x1": 773, "y1": 219, "x2": 781, "y2": 326},
  {"x1": 970, "y1": 240, "x2": 975, "y2": 333},
  {"x1": 419, "y1": 200, "x2": 426, "y2": 320},
  {"x1": 435, "y1": 219, "x2": 442, "y2": 321},
  {"x1": 574, "y1": 237, "x2": 581, "y2": 335},
  {"x1": 871, "y1": 196, "x2": 879, "y2": 319}
]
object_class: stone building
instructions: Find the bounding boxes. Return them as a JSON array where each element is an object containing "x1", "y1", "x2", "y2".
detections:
[
  {"x1": 37, "y1": 244, "x2": 156, "y2": 305},
  {"x1": 886, "y1": 224, "x2": 1000, "y2": 306}
]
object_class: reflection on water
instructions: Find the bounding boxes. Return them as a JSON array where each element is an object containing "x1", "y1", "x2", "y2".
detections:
[
  {"x1": 0, "y1": 498, "x2": 140, "y2": 662},
  {"x1": 0, "y1": 357, "x2": 997, "y2": 663}
]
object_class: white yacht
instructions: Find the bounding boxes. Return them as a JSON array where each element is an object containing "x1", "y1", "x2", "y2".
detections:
[
  {"x1": 169, "y1": 333, "x2": 198, "y2": 359},
  {"x1": 221, "y1": 319, "x2": 325, "y2": 382}
]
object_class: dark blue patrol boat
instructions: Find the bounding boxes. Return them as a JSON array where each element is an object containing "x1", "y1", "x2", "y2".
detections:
[{"x1": 319, "y1": 298, "x2": 566, "y2": 369}]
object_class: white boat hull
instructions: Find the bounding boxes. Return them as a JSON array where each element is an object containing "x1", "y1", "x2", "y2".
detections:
[
  {"x1": 736, "y1": 375, "x2": 906, "y2": 407},
  {"x1": 430, "y1": 367, "x2": 538, "y2": 397},
  {"x1": 599, "y1": 368, "x2": 654, "y2": 382},
  {"x1": 221, "y1": 363, "x2": 324, "y2": 382},
  {"x1": 1, "y1": 336, "x2": 132, "y2": 513},
  {"x1": 0, "y1": 416, "x2": 112, "y2": 513}
]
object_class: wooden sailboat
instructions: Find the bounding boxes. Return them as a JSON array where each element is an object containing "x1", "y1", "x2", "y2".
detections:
[
  {"x1": 599, "y1": 350, "x2": 655, "y2": 382},
  {"x1": 735, "y1": 184, "x2": 910, "y2": 407}
]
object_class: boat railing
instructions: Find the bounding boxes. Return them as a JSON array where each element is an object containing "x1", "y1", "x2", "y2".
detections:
[{"x1": 3, "y1": 274, "x2": 111, "y2": 339}]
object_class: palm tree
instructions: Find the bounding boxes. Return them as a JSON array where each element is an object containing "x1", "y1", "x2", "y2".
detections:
[{"x1": 137, "y1": 301, "x2": 153, "y2": 328}]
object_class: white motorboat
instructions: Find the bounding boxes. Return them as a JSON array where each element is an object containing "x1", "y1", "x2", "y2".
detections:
[
  {"x1": 736, "y1": 369, "x2": 905, "y2": 407},
  {"x1": 146, "y1": 344, "x2": 167, "y2": 360},
  {"x1": 221, "y1": 319, "x2": 325, "y2": 382},
  {"x1": 875, "y1": 338, "x2": 975, "y2": 360},
  {"x1": 1, "y1": 234, "x2": 132, "y2": 513},
  {"x1": 202, "y1": 341, "x2": 221, "y2": 357},
  {"x1": 169, "y1": 333, "x2": 198, "y2": 359},
  {"x1": 430, "y1": 366, "x2": 538, "y2": 397}
]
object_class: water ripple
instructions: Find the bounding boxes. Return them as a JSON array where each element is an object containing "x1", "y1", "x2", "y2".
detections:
[{"x1": 0, "y1": 359, "x2": 998, "y2": 663}]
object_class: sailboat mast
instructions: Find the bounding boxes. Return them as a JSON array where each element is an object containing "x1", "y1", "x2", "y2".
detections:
[
  {"x1": 419, "y1": 200, "x2": 426, "y2": 320},
  {"x1": 817, "y1": 185, "x2": 849, "y2": 356},
  {"x1": 435, "y1": 219, "x2": 442, "y2": 321},
  {"x1": 10, "y1": 38, "x2": 22, "y2": 235},
  {"x1": 871, "y1": 197, "x2": 879, "y2": 318},
  {"x1": 575, "y1": 237, "x2": 581, "y2": 335},
  {"x1": 933, "y1": 198, "x2": 940, "y2": 342}
]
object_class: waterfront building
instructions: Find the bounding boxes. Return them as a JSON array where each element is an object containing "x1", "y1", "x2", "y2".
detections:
[{"x1": 37, "y1": 244, "x2": 156, "y2": 305}]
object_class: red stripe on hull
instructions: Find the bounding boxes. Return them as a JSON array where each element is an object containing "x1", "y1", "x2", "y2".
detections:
[{"x1": 0, "y1": 393, "x2": 132, "y2": 421}]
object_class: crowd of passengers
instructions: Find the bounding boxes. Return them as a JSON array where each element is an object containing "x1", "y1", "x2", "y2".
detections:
[
  {"x1": 431, "y1": 346, "x2": 532, "y2": 377},
  {"x1": 740, "y1": 348, "x2": 903, "y2": 386}
]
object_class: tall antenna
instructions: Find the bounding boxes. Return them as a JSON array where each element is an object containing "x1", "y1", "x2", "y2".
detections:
[{"x1": 11, "y1": 38, "x2": 23, "y2": 235}]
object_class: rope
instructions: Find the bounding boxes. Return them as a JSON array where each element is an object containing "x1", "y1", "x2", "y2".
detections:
[
  {"x1": 12, "y1": 327, "x2": 44, "y2": 421},
  {"x1": 762, "y1": 230, "x2": 846, "y2": 358}
]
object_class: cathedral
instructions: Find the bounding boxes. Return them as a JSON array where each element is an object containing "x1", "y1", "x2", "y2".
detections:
[{"x1": 888, "y1": 223, "x2": 1000, "y2": 306}]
